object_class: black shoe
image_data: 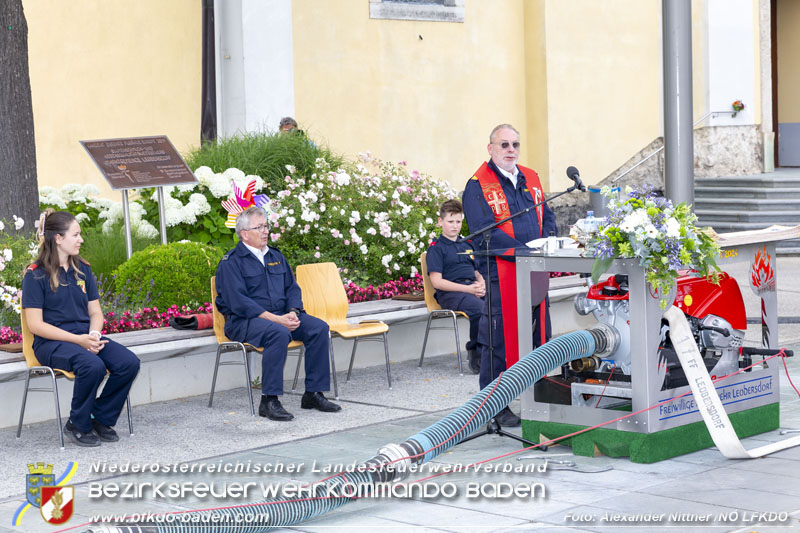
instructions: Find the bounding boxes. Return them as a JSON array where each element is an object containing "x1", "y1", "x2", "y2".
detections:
[
  {"x1": 64, "y1": 420, "x2": 100, "y2": 447},
  {"x1": 494, "y1": 406, "x2": 521, "y2": 427},
  {"x1": 301, "y1": 391, "x2": 342, "y2": 412},
  {"x1": 91, "y1": 419, "x2": 119, "y2": 442},
  {"x1": 258, "y1": 396, "x2": 294, "y2": 421},
  {"x1": 467, "y1": 348, "x2": 481, "y2": 375}
]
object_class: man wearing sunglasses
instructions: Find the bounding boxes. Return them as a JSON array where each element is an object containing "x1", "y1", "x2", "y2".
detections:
[
  {"x1": 462, "y1": 124, "x2": 558, "y2": 427},
  {"x1": 215, "y1": 206, "x2": 341, "y2": 422}
]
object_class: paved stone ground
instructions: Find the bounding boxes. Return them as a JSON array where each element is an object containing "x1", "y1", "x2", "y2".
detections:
[{"x1": 1, "y1": 258, "x2": 799, "y2": 532}]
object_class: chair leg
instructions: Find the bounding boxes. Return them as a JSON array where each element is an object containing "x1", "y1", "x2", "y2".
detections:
[
  {"x1": 328, "y1": 333, "x2": 339, "y2": 400},
  {"x1": 292, "y1": 347, "x2": 304, "y2": 392},
  {"x1": 419, "y1": 313, "x2": 435, "y2": 368},
  {"x1": 16, "y1": 371, "x2": 32, "y2": 439},
  {"x1": 208, "y1": 345, "x2": 223, "y2": 408},
  {"x1": 49, "y1": 371, "x2": 65, "y2": 450},
  {"x1": 452, "y1": 312, "x2": 464, "y2": 376},
  {"x1": 383, "y1": 332, "x2": 392, "y2": 390},
  {"x1": 126, "y1": 395, "x2": 134, "y2": 436},
  {"x1": 242, "y1": 347, "x2": 255, "y2": 417},
  {"x1": 346, "y1": 338, "x2": 359, "y2": 382}
]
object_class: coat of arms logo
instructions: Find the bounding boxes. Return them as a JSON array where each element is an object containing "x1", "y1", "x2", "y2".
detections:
[
  {"x1": 25, "y1": 463, "x2": 54, "y2": 508},
  {"x1": 13, "y1": 462, "x2": 78, "y2": 527},
  {"x1": 40, "y1": 486, "x2": 74, "y2": 525}
]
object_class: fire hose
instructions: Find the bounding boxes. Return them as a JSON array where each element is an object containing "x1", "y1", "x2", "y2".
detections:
[
  {"x1": 84, "y1": 316, "x2": 798, "y2": 532},
  {"x1": 663, "y1": 307, "x2": 800, "y2": 458},
  {"x1": 84, "y1": 327, "x2": 606, "y2": 533}
]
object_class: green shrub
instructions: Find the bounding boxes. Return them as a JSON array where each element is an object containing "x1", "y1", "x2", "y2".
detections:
[
  {"x1": 0, "y1": 219, "x2": 36, "y2": 331},
  {"x1": 80, "y1": 222, "x2": 159, "y2": 284},
  {"x1": 183, "y1": 131, "x2": 344, "y2": 194},
  {"x1": 113, "y1": 242, "x2": 224, "y2": 310}
]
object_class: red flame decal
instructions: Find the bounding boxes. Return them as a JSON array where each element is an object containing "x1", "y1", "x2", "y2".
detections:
[{"x1": 749, "y1": 246, "x2": 775, "y2": 292}]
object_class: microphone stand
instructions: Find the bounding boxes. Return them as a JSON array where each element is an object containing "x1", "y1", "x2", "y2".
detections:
[{"x1": 458, "y1": 181, "x2": 584, "y2": 450}]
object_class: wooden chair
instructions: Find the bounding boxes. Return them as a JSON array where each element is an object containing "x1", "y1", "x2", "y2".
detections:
[
  {"x1": 418, "y1": 251, "x2": 469, "y2": 374},
  {"x1": 295, "y1": 263, "x2": 391, "y2": 389},
  {"x1": 16, "y1": 310, "x2": 134, "y2": 449},
  {"x1": 209, "y1": 276, "x2": 313, "y2": 416}
]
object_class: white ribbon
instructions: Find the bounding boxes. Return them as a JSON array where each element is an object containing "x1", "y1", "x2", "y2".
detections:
[{"x1": 663, "y1": 306, "x2": 800, "y2": 458}]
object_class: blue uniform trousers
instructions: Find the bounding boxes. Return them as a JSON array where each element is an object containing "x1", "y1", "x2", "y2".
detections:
[
  {"x1": 37, "y1": 338, "x2": 140, "y2": 433},
  {"x1": 435, "y1": 291, "x2": 483, "y2": 351},
  {"x1": 226, "y1": 313, "x2": 331, "y2": 396},
  {"x1": 478, "y1": 279, "x2": 551, "y2": 389}
]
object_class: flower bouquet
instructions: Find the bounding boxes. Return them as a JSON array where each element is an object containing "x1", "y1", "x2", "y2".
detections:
[{"x1": 590, "y1": 186, "x2": 721, "y2": 308}]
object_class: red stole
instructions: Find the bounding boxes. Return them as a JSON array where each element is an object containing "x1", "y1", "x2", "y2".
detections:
[{"x1": 473, "y1": 161, "x2": 546, "y2": 366}]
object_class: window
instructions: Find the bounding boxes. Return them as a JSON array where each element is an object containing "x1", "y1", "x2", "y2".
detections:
[{"x1": 369, "y1": 0, "x2": 465, "y2": 23}]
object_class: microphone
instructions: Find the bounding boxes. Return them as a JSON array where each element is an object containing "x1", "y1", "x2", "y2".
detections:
[{"x1": 566, "y1": 166, "x2": 586, "y2": 192}]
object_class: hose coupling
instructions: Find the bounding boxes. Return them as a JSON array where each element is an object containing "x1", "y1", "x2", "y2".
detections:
[
  {"x1": 376, "y1": 443, "x2": 413, "y2": 482},
  {"x1": 570, "y1": 355, "x2": 601, "y2": 373},
  {"x1": 587, "y1": 323, "x2": 620, "y2": 358}
]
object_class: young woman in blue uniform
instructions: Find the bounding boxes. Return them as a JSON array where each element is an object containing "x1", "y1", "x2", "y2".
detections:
[{"x1": 22, "y1": 210, "x2": 140, "y2": 447}]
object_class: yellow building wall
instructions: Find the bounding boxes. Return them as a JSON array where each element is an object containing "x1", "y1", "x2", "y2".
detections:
[
  {"x1": 751, "y1": 0, "x2": 761, "y2": 125},
  {"x1": 24, "y1": 0, "x2": 201, "y2": 197},
  {"x1": 292, "y1": 0, "x2": 663, "y2": 192},
  {"x1": 292, "y1": 0, "x2": 531, "y2": 190},
  {"x1": 523, "y1": 0, "x2": 549, "y2": 187},
  {"x1": 777, "y1": 0, "x2": 800, "y2": 122},
  {"x1": 541, "y1": 0, "x2": 662, "y2": 190},
  {"x1": 24, "y1": 0, "x2": 766, "y2": 198}
]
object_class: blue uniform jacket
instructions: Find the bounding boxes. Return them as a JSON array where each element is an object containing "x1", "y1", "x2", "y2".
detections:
[
  {"x1": 215, "y1": 243, "x2": 303, "y2": 336},
  {"x1": 462, "y1": 160, "x2": 557, "y2": 276},
  {"x1": 22, "y1": 261, "x2": 100, "y2": 355},
  {"x1": 426, "y1": 235, "x2": 478, "y2": 300}
]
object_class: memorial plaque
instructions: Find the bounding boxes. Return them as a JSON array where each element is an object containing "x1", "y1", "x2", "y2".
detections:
[{"x1": 80, "y1": 135, "x2": 197, "y2": 190}]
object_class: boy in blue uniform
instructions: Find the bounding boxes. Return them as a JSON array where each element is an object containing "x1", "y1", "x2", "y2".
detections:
[
  {"x1": 22, "y1": 210, "x2": 140, "y2": 447},
  {"x1": 215, "y1": 206, "x2": 341, "y2": 421},
  {"x1": 426, "y1": 199, "x2": 485, "y2": 374}
]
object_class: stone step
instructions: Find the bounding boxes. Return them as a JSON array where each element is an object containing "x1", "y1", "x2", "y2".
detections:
[
  {"x1": 695, "y1": 209, "x2": 800, "y2": 224},
  {"x1": 695, "y1": 175, "x2": 800, "y2": 188},
  {"x1": 694, "y1": 186, "x2": 800, "y2": 199},
  {"x1": 694, "y1": 198, "x2": 800, "y2": 210}
]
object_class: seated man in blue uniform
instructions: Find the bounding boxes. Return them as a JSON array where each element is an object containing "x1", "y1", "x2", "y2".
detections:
[
  {"x1": 462, "y1": 124, "x2": 557, "y2": 427},
  {"x1": 23, "y1": 210, "x2": 140, "y2": 447},
  {"x1": 426, "y1": 199, "x2": 485, "y2": 374},
  {"x1": 215, "y1": 206, "x2": 341, "y2": 421}
]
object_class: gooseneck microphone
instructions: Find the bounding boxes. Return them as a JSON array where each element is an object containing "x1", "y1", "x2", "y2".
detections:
[{"x1": 566, "y1": 166, "x2": 587, "y2": 192}]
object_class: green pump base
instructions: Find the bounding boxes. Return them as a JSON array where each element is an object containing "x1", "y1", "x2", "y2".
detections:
[{"x1": 521, "y1": 403, "x2": 780, "y2": 464}]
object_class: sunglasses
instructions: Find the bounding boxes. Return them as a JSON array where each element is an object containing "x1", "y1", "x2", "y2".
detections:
[{"x1": 493, "y1": 141, "x2": 521, "y2": 150}]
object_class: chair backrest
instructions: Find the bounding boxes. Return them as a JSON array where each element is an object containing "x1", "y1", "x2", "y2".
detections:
[
  {"x1": 19, "y1": 308, "x2": 43, "y2": 369},
  {"x1": 210, "y1": 276, "x2": 231, "y2": 344},
  {"x1": 419, "y1": 252, "x2": 442, "y2": 312},
  {"x1": 295, "y1": 262, "x2": 349, "y2": 327}
]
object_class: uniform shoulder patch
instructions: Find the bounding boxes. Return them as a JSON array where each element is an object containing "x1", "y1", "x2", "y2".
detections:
[
  {"x1": 26, "y1": 263, "x2": 38, "y2": 271},
  {"x1": 221, "y1": 253, "x2": 229, "y2": 261}
]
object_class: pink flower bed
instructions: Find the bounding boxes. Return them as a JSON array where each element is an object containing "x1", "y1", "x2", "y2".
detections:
[
  {"x1": 1, "y1": 272, "x2": 576, "y2": 344},
  {"x1": 1, "y1": 326, "x2": 21, "y2": 345},
  {"x1": 345, "y1": 275, "x2": 424, "y2": 303},
  {"x1": 102, "y1": 303, "x2": 213, "y2": 334}
]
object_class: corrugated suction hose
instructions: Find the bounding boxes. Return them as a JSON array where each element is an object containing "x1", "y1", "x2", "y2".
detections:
[{"x1": 86, "y1": 328, "x2": 604, "y2": 533}]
